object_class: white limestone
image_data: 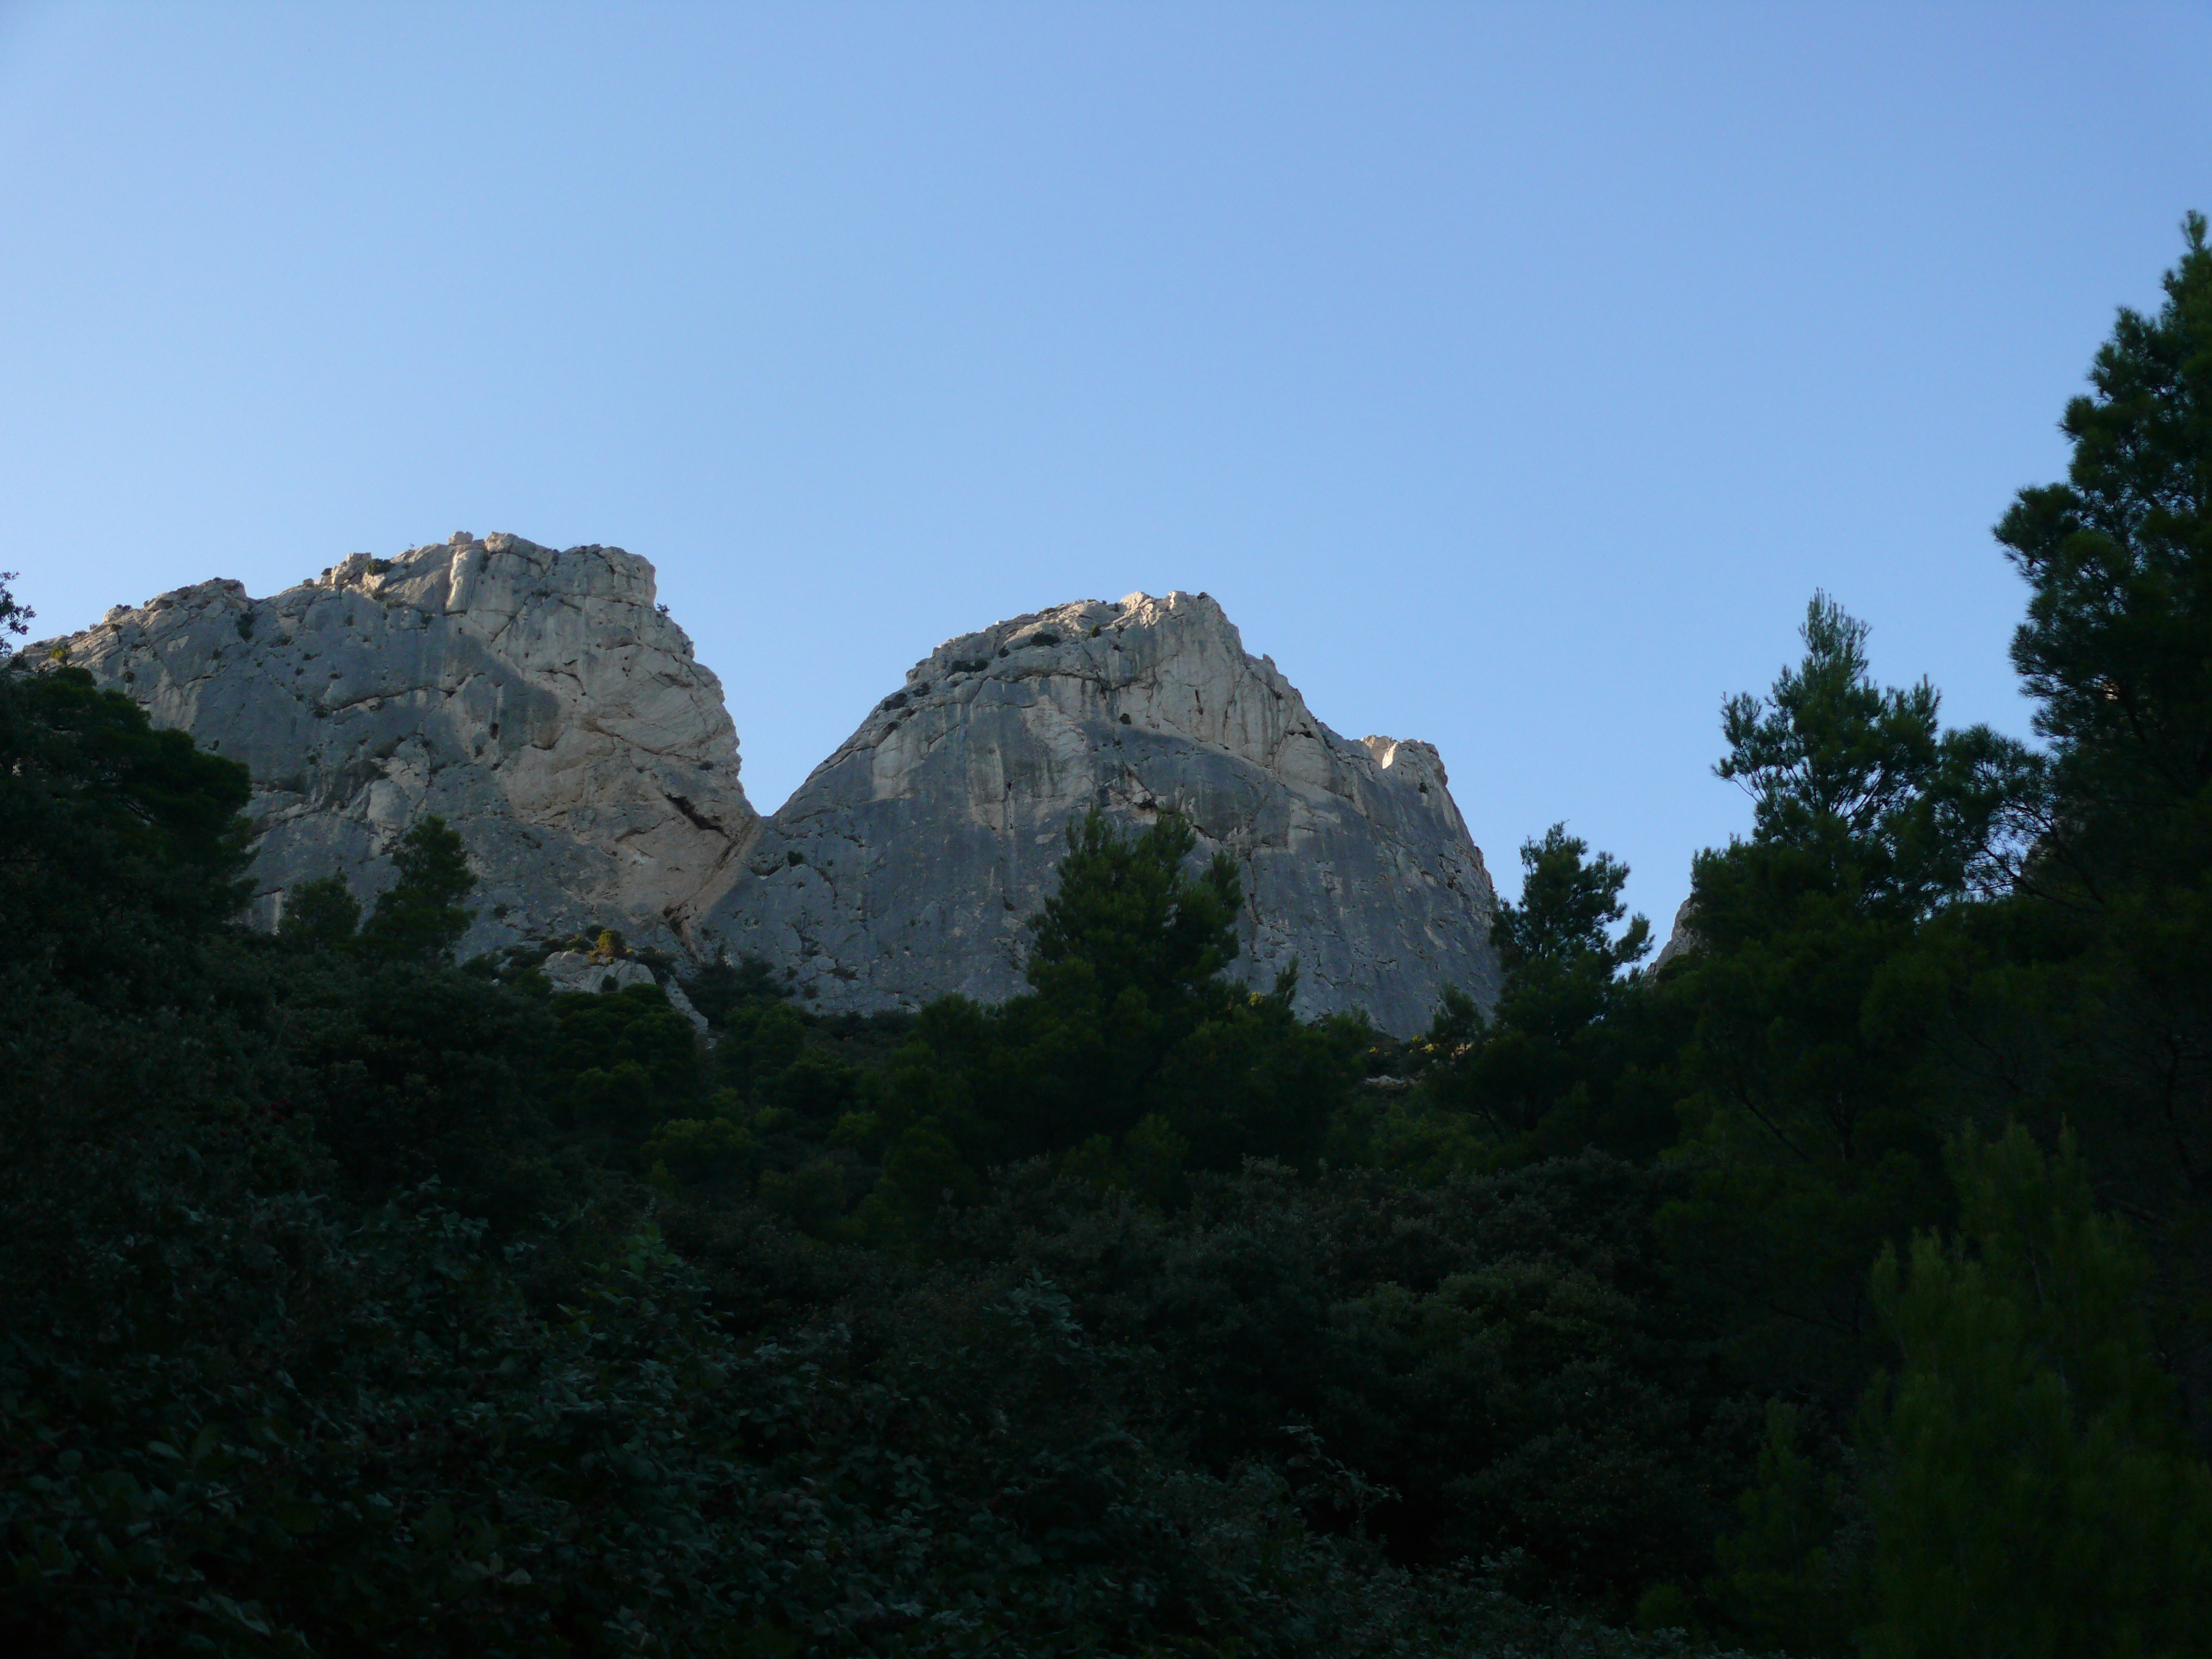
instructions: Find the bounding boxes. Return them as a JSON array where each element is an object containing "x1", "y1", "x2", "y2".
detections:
[
  {"x1": 41, "y1": 548, "x2": 1500, "y2": 1034},
  {"x1": 34, "y1": 534, "x2": 757, "y2": 957},
  {"x1": 702, "y1": 591, "x2": 1499, "y2": 1034}
]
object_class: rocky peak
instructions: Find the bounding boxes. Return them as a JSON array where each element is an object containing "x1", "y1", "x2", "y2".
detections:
[
  {"x1": 36, "y1": 533, "x2": 757, "y2": 956},
  {"x1": 40, "y1": 548, "x2": 1498, "y2": 1034},
  {"x1": 706, "y1": 589, "x2": 1498, "y2": 1034}
]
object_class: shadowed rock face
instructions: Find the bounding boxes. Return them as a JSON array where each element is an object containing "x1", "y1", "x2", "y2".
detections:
[
  {"x1": 702, "y1": 591, "x2": 1498, "y2": 1034},
  {"x1": 32, "y1": 533, "x2": 757, "y2": 956}
]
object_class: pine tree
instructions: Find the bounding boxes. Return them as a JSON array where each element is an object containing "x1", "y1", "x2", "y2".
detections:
[
  {"x1": 999, "y1": 808, "x2": 1247, "y2": 1152},
  {"x1": 1999, "y1": 211, "x2": 2212, "y2": 891},
  {"x1": 1859, "y1": 1125, "x2": 2212, "y2": 1658},
  {"x1": 1977, "y1": 213, "x2": 2212, "y2": 1428},
  {"x1": 1423, "y1": 826, "x2": 1675, "y2": 1160},
  {"x1": 1024, "y1": 807, "x2": 1243, "y2": 1017},
  {"x1": 1493, "y1": 822, "x2": 1651, "y2": 977},
  {"x1": 278, "y1": 873, "x2": 361, "y2": 951},
  {"x1": 357, "y1": 816, "x2": 476, "y2": 964}
]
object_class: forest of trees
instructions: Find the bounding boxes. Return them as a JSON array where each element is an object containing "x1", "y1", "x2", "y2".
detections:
[{"x1": 4, "y1": 218, "x2": 2210, "y2": 1657}]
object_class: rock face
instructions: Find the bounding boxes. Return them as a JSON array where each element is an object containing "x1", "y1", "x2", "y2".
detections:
[
  {"x1": 1652, "y1": 896, "x2": 1700, "y2": 972},
  {"x1": 35, "y1": 534, "x2": 757, "y2": 957},
  {"x1": 702, "y1": 592, "x2": 1498, "y2": 1034},
  {"x1": 40, "y1": 545, "x2": 1498, "y2": 1034}
]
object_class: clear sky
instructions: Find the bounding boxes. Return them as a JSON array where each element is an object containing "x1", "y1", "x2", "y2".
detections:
[{"x1": 4, "y1": 4, "x2": 2207, "y2": 934}]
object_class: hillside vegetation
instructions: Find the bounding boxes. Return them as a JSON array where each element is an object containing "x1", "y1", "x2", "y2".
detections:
[{"x1": 5, "y1": 220, "x2": 2211, "y2": 1657}]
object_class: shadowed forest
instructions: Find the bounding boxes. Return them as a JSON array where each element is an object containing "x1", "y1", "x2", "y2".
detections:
[{"x1": 5, "y1": 221, "x2": 2212, "y2": 1657}]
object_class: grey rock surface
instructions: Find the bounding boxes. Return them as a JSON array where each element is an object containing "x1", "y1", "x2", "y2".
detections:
[
  {"x1": 703, "y1": 591, "x2": 1498, "y2": 1034},
  {"x1": 32, "y1": 534, "x2": 757, "y2": 957},
  {"x1": 1652, "y1": 896, "x2": 1700, "y2": 971}
]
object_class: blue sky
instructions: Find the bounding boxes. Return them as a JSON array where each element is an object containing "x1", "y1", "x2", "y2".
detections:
[{"x1": 4, "y1": 3, "x2": 2207, "y2": 933}]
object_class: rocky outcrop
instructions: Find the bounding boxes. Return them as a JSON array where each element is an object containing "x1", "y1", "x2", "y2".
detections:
[
  {"x1": 33, "y1": 534, "x2": 757, "y2": 957},
  {"x1": 1652, "y1": 896, "x2": 1700, "y2": 971},
  {"x1": 701, "y1": 591, "x2": 1498, "y2": 1034},
  {"x1": 39, "y1": 544, "x2": 1497, "y2": 1034}
]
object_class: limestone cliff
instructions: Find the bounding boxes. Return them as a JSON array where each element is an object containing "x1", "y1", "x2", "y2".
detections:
[
  {"x1": 33, "y1": 533, "x2": 757, "y2": 956},
  {"x1": 703, "y1": 591, "x2": 1498, "y2": 1034}
]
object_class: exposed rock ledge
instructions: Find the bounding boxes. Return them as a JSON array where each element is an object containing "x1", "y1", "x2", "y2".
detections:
[
  {"x1": 702, "y1": 591, "x2": 1500, "y2": 1034},
  {"x1": 32, "y1": 533, "x2": 758, "y2": 958}
]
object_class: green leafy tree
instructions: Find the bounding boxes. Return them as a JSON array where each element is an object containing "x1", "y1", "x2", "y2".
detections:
[
  {"x1": 1495, "y1": 823, "x2": 1652, "y2": 977},
  {"x1": 1663, "y1": 597, "x2": 2036, "y2": 1406},
  {"x1": 276, "y1": 871, "x2": 361, "y2": 950},
  {"x1": 357, "y1": 815, "x2": 475, "y2": 964},
  {"x1": 1714, "y1": 1401, "x2": 1860, "y2": 1655},
  {"x1": 930, "y1": 809, "x2": 1246, "y2": 1161},
  {"x1": 1715, "y1": 594, "x2": 2031, "y2": 917},
  {"x1": 1858, "y1": 1125, "x2": 2212, "y2": 1658},
  {"x1": 1419, "y1": 826, "x2": 1676, "y2": 1165},
  {"x1": 1026, "y1": 808, "x2": 1244, "y2": 1012},
  {"x1": 1966, "y1": 215, "x2": 2212, "y2": 1428},
  {"x1": 549, "y1": 980, "x2": 705, "y2": 1151},
  {"x1": 0, "y1": 569, "x2": 29, "y2": 652},
  {"x1": 870, "y1": 812, "x2": 1363, "y2": 1191},
  {"x1": 0, "y1": 663, "x2": 252, "y2": 1011},
  {"x1": 284, "y1": 957, "x2": 560, "y2": 1224},
  {"x1": 679, "y1": 948, "x2": 786, "y2": 1026},
  {"x1": 1999, "y1": 211, "x2": 2212, "y2": 889},
  {"x1": 989, "y1": 811, "x2": 1363, "y2": 1173}
]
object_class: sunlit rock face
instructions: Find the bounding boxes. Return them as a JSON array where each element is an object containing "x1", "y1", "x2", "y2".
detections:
[
  {"x1": 35, "y1": 533, "x2": 758, "y2": 957},
  {"x1": 703, "y1": 591, "x2": 1498, "y2": 1034}
]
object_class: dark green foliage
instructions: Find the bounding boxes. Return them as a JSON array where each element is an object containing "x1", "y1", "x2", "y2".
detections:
[
  {"x1": 678, "y1": 950, "x2": 785, "y2": 1027},
  {"x1": 1965, "y1": 216, "x2": 2212, "y2": 1439},
  {"x1": 0, "y1": 663, "x2": 252, "y2": 1002},
  {"x1": 1025, "y1": 807, "x2": 1243, "y2": 1037},
  {"x1": 1999, "y1": 212, "x2": 2212, "y2": 875},
  {"x1": 718, "y1": 998, "x2": 808, "y2": 1096},
  {"x1": 965, "y1": 809, "x2": 1359, "y2": 1172},
  {"x1": 278, "y1": 872, "x2": 361, "y2": 950},
  {"x1": 803, "y1": 811, "x2": 1370, "y2": 1258},
  {"x1": 1495, "y1": 823, "x2": 1652, "y2": 975},
  {"x1": 1680, "y1": 220, "x2": 2212, "y2": 1657},
  {"x1": 356, "y1": 816, "x2": 475, "y2": 964},
  {"x1": 1855, "y1": 1127, "x2": 2212, "y2": 1657},
  {"x1": 1715, "y1": 594, "x2": 2032, "y2": 917},
  {"x1": 286, "y1": 957, "x2": 563, "y2": 1226},
  {"x1": 0, "y1": 570, "x2": 30, "y2": 649},
  {"x1": 1657, "y1": 597, "x2": 2029, "y2": 1410},
  {"x1": 1417, "y1": 826, "x2": 1678, "y2": 1165},
  {"x1": 549, "y1": 980, "x2": 703, "y2": 1150},
  {"x1": 945, "y1": 1154, "x2": 1752, "y2": 1610},
  {"x1": 0, "y1": 679, "x2": 1739, "y2": 1654}
]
